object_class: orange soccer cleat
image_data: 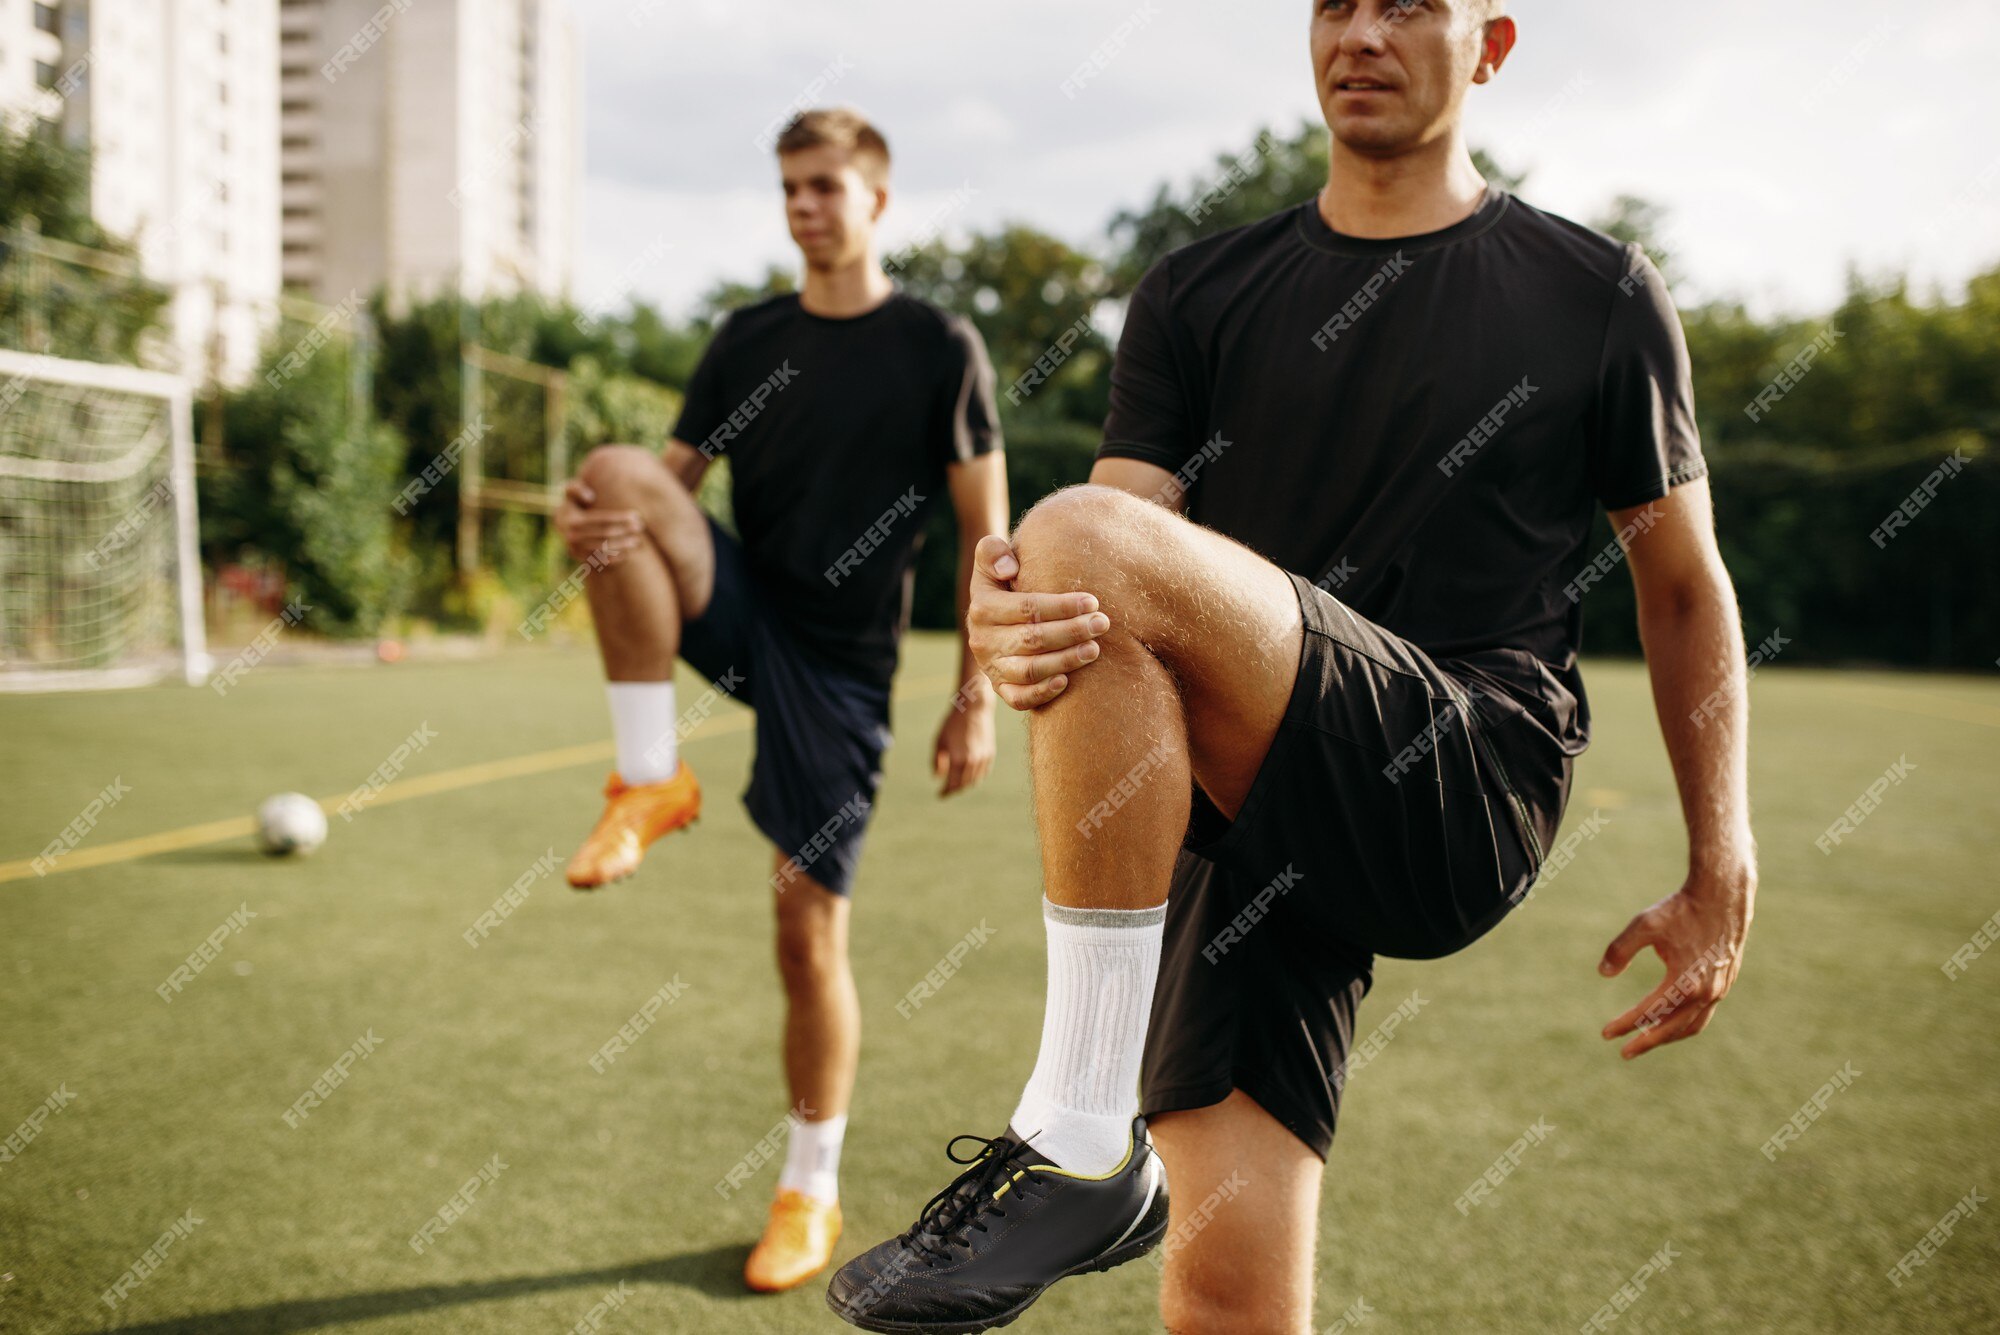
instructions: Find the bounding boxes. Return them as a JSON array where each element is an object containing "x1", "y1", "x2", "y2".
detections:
[
  {"x1": 744, "y1": 1189, "x2": 843, "y2": 1293},
  {"x1": 565, "y1": 765, "x2": 701, "y2": 889}
]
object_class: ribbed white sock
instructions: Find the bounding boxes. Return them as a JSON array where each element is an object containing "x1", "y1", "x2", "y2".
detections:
[
  {"x1": 1009, "y1": 898, "x2": 1166, "y2": 1176},
  {"x1": 606, "y1": 681, "x2": 677, "y2": 784},
  {"x1": 778, "y1": 1111, "x2": 848, "y2": 1204}
]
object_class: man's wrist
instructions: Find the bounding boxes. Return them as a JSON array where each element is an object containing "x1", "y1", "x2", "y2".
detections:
[
  {"x1": 955, "y1": 674, "x2": 996, "y2": 714},
  {"x1": 1685, "y1": 834, "x2": 1757, "y2": 898}
]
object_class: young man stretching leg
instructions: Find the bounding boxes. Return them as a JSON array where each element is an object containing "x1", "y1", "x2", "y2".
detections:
[
  {"x1": 831, "y1": 4, "x2": 1755, "y2": 1331},
  {"x1": 555, "y1": 108, "x2": 1007, "y2": 1294}
]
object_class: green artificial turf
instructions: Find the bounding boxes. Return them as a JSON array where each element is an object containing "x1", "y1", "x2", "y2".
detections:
[{"x1": 2, "y1": 637, "x2": 1995, "y2": 1333}]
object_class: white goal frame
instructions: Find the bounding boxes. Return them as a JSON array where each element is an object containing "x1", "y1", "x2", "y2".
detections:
[{"x1": 0, "y1": 348, "x2": 209, "y2": 691}]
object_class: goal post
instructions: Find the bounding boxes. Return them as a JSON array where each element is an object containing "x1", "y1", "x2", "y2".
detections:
[{"x1": 0, "y1": 347, "x2": 208, "y2": 691}]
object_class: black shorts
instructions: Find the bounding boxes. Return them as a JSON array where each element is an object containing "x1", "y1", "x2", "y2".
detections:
[
  {"x1": 1140, "y1": 572, "x2": 1568, "y2": 1158},
  {"x1": 679, "y1": 516, "x2": 892, "y2": 898}
]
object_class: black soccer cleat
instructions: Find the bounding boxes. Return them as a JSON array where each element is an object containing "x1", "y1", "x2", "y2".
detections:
[{"x1": 825, "y1": 1117, "x2": 1169, "y2": 1333}]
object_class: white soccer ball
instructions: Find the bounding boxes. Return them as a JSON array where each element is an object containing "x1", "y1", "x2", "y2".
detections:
[{"x1": 257, "y1": 792, "x2": 328, "y2": 857}]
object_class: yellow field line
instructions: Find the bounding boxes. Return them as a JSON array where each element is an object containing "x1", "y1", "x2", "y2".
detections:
[
  {"x1": 1828, "y1": 684, "x2": 2000, "y2": 731},
  {"x1": 1, "y1": 673, "x2": 962, "y2": 885}
]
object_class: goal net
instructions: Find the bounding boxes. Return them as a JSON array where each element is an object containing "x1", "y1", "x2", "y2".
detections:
[{"x1": 0, "y1": 348, "x2": 208, "y2": 690}]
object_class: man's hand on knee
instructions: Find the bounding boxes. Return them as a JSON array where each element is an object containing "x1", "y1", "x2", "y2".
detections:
[
  {"x1": 554, "y1": 477, "x2": 643, "y2": 565},
  {"x1": 967, "y1": 534, "x2": 1109, "y2": 711}
]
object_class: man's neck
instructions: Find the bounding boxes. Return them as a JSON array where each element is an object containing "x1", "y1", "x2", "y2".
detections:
[
  {"x1": 799, "y1": 257, "x2": 895, "y2": 319},
  {"x1": 1318, "y1": 130, "x2": 1490, "y2": 241}
]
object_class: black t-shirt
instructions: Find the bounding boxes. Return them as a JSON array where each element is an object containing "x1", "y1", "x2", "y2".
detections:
[
  {"x1": 1099, "y1": 187, "x2": 1705, "y2": 758},
  {"x1": 675, "y1": 291, "x2": 1002, "y2": 688}
]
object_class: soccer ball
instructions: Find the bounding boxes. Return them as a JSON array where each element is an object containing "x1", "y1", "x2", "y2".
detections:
[{"x1": 257, "y1": 793, "x2": 328, "y2": 857}]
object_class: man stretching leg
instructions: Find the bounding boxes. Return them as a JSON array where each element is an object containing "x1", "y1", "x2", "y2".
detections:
[
  {"x1": 556, "y1": 108, "x2": 1008, "y2": 1294},
  {"x1": 830, "y1": 3, "x2": 1754, "y2": 1331}
]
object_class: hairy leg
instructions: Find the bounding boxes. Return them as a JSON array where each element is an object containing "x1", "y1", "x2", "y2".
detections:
[
  {"x1": 575, "y1": 444, "x2": 718, "y2": 682},
  {"x1": 1010, "y1": 485, "x2": 1304, "y2": 910},
  {"x1": 771, "y1": 854, "x2": 860, "y2": 1123},
  {"x1": 1151, "y1": 1090, "x2": 1322, "y2": 1335}
]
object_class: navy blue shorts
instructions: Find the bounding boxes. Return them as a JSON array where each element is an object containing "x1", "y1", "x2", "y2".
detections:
[{"x1": 678, "y1": 516, "x2": 892, "y2": 897}]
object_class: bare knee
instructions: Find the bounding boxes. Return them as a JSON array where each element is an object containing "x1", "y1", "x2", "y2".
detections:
[
  {"x1": 1011, "y1": 484, "x2": 1162, "y2": 593},
  {"x1": 579, "y1": 443, "x2": 678, "y2": 504},
  {"x1": 773, "y1": 894, "x2": 847, "y2": 991}
]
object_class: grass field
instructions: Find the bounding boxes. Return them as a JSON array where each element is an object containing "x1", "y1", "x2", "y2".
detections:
[{"x1": 3, "y1": 634, "x2": 1997, "y2": 1334}]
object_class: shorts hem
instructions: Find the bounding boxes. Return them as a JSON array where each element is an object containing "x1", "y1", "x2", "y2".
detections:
[{"x1": 1140, "y1": 1077, "x2": 1335, "y2": 1162}]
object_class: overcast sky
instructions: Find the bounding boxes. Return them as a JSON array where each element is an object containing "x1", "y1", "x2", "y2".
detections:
[{"x1": 574, "y1": 0, "x2": 2000, "y2": 320}]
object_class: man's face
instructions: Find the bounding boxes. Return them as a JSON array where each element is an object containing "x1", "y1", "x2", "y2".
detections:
[
  {"x1": 1309, "y1": 0, "x2": 1499, "y2": 155},
  {"x1": 780, "y1": 145, "x2": 885, "y2": 270}
]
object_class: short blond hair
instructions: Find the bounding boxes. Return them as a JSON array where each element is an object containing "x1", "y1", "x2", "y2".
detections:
[{"x1": 775, "y1": 108, "x2": 891, "y2": 187}]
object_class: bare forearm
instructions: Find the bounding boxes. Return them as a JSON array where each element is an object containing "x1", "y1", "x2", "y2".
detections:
[{"x1": 1638, "y1": 572, "x2": 1755, "y2": 885}]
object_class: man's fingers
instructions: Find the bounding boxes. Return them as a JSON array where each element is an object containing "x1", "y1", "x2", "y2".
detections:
[
  {"x1": 565, "y1": 479, "x2": 595, "y2": 507},
  {"x1": 997, "y1": 675, "x2": 1069, "y2": 711},
  {"x1": 1599, "y1": 912, "x2": 1656, "y2": 977},
  {"x1": 973, "y1": 534, "x2": 1019, "y2": 587},
  {"x1": 972, "y1": 590, "x2": 1101, "y2": 630},
  {"x1": 990, "y1": 641, "x2": 1101, "y2": 686},
  {"x1": 1618, "y1": 1002, "x2": 1708, "y2": 1060}
]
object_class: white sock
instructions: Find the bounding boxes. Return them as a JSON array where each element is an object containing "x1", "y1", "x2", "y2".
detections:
[
  {"x1": 606, "y1": 681, "x2": 678, "y2": 784},
  {"x1": 778, "y1": 1111, "x2": 848, "y2": 1204},
  {"x1": 1009, "y1": 897, "x2": 1166, "y2": 1176}
]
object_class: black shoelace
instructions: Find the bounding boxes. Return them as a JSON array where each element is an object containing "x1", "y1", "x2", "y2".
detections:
[{"x1": 905, "y1": 1133, "x2": 1044, "y2": 1257}]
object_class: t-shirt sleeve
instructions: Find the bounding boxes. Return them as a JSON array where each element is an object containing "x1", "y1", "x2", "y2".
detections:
[
  {"x1": 1587, "y1": 245, "x2": 1707, "y2": 510},
  {"x1": 671, "y1": 315, "x2": 736, "y2": 455},
  {"x1": 936, "y1": 316, "x2": 1003, "y2": 464},
  {"x1": 1097, "y1": 262, "x2": 1198, "y2": 473}
]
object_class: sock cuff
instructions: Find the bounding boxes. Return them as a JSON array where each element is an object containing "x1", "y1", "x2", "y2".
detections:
[{"x1": 1042, "y1": 896, "x2": 1166, "y2": 929}]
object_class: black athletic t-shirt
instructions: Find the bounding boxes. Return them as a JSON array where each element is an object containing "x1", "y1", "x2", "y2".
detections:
[
  {"x1": 675, "y1": 291, "x2": 1002, "y2": 688},
  {"x1": 1098, "y1": 187, "x2": 1705, "y2": 758}
]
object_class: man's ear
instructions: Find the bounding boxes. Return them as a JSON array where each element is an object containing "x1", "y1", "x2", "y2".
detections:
[
  {"x1": 1472, "y1": 15, "x2": 1517, "y2": 84},
  {"x1": 872, "y1": 184, "x2": 891, "y2": 223}
]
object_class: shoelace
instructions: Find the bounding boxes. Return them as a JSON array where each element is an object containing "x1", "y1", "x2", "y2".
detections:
[{"x1": 904, "y1": 1133, "x2": 1043, "y2": 1257}]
